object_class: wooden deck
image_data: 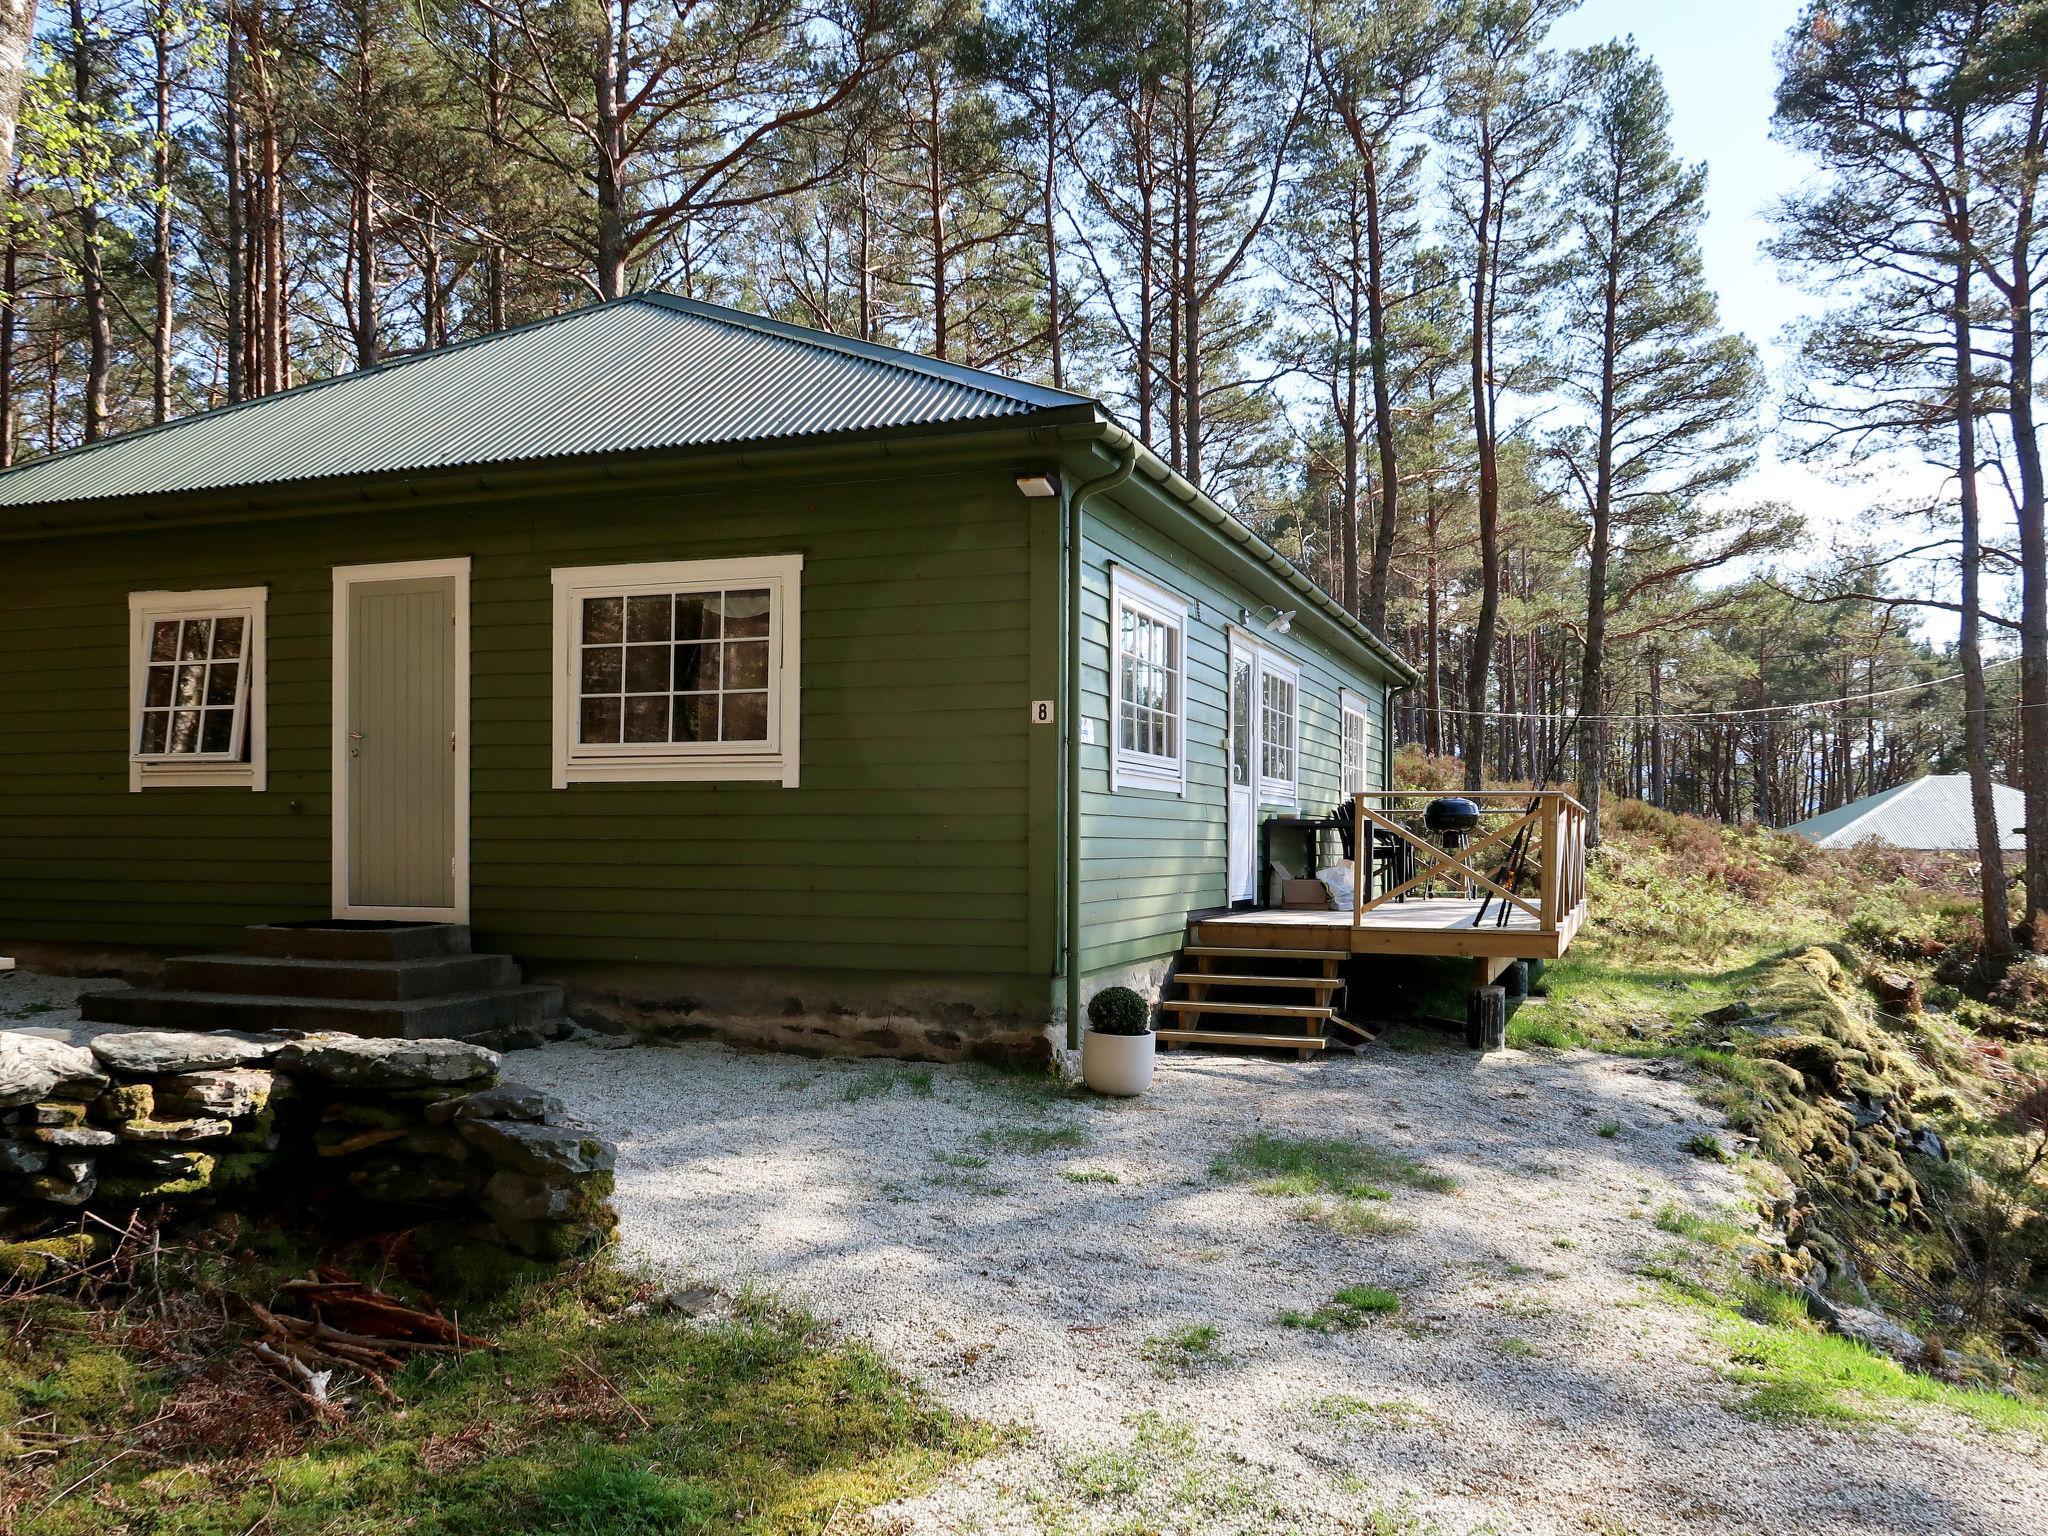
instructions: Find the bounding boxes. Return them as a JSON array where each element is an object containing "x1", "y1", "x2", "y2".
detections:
[
  {"x1": 1195, "y1": 894, "x2": 1585, "y2": 962},
  {"x1": 1195, "y1": 790, "x2": 1590, "y2": 970}
]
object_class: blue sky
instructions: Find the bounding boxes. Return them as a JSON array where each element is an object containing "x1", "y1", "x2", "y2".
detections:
[
  {"x1": 1550, "y1": 1, "x2": 1930, "y2": 561},
  {"x1": 1551, "y1": 1, "x2": 1810, "y2": 371}
]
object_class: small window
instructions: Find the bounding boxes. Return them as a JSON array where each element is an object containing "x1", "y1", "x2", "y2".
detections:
[
  {"x1": 551, "y1": 555, "x2": 801, "y2": 786},
  {"x1": 1259, "y1": 659, "x2": 1298, "y2": 799},
  {"x1": 1109, "y1": 566, "x2": 1187, "y2": 795},
  {"x1": 127, "y1": 588, "x2": 266, "y2": 791},
  {"x1": 1341, "y1": 691, "x2": 1371, "y2": 797}
]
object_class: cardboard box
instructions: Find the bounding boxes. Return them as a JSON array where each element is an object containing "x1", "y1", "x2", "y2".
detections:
[{"x1": 1280, "y1": 878, "x2": 1332, "y2": 910}]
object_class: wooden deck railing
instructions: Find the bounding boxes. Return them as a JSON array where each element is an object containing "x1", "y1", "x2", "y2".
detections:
[{"x1": 1347, "y1": 790, "x2": 1588, "y2": 936}]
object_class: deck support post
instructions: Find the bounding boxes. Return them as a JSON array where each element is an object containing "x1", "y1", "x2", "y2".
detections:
[{"x1": 1466, "y1": 985, "x2": 1507, "y2": 1052}]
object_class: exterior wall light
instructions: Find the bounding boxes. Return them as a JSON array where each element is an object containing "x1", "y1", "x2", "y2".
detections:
[{"x1": 1014, "y1": 472, "x2": 1060, "y2": 498}]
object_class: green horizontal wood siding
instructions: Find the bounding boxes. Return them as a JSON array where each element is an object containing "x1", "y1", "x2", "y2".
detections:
[
  {"x1": 1073, "y1": 482, "x2": 1392, "y2": 977},
  {"x1": 0, "y1": 462, "x2": 1039, "y2": 977}
]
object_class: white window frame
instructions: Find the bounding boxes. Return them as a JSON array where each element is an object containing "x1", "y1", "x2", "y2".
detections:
[
  {"x1": 1257, "y1": 650, "x2": 1300, "y2": 805},
  {"x1": 127, "y1": 587, "x2": 267, "y2": 792},
  {"x1": 550, "y1": 554, "x2": 802, "y2": 788},
  {"x1": 1108, "y1": 564, "x2": 1188, "y2": 796},
  {"x1": 1340, "y1": 688, "x2": 1372, "y2": 798}
]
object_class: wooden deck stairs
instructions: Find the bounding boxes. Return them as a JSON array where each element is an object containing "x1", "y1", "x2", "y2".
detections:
[{"x1": 1156, "y1": 940, "x2": 1374, "y2": 1058}]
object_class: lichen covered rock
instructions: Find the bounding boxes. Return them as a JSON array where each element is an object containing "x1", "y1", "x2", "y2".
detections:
[
  {"x1": 0, "y1": 1035, "x2": 107, "y2": 1107},
  {"x1": 456, "y1": 1118, "x2": 614, "y2": 1177},
  {"x1": 276, "y1": 1035, "x2": 500, "y2": 1090},
  {"x1": 91, "y1": 1031, "x2": 280, "y2": 1076}
]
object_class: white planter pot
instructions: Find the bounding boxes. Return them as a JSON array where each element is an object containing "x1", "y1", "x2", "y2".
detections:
[{"x1": 1082, "y1": 1028, "x2": 1155, "y2": 1096}]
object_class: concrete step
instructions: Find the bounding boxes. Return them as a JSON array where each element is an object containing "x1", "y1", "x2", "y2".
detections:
[
  {"x1": 161, "y1": 952, "x2": 519, "y2": 1001},
  {"x1": 240, "y1": 921, "x2": 471, "y2": 962},
  {"x1": 77, "y1": 983, "x2": 563, "y2": 1041}
]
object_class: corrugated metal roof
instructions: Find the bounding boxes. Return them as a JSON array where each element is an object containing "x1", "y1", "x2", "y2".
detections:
[
  {"x1": 1786, "y1": 774, "x2": 2025, "y2": 851},
  {"x1": 0, "y1": 293, "x2": 1091, "y2": 508}
]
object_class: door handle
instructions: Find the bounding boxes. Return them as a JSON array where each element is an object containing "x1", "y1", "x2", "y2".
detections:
[{"x1": 349, "y1": 730, "x2": 366, "y2": 740}]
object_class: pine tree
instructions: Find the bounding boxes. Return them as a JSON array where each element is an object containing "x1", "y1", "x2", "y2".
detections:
[{"x1": 1558, "y1": 40, "x2": 1767, "y2": 841}]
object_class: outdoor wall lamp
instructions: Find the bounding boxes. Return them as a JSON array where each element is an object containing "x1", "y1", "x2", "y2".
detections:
[
  {"x1": 1014, "y1": 471, "x2": 1060, "y2": 498},
  {"x1": 1244, "y1": 604, "x2": 1294, "y2": 634}
]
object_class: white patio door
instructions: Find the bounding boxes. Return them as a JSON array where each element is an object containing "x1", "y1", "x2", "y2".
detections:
[{"x1": 1226, "y1": 629, "x2": 1258, "y2": 904}]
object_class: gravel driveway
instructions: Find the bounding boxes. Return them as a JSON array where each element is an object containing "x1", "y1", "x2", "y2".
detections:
[{"x1": 519, "y1": 1029, "x2": 2048, "y2": 1536}]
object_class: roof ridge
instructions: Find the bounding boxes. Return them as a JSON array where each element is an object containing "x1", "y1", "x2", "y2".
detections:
[{"x1": 629, "y1": 292, "x2": 1090, "y2": 412}]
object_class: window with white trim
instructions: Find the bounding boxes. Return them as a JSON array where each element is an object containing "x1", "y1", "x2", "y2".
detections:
[
  {"x1": 1258, "y1": 657, "x2": 1298, "y2": 799},
  {"x1": 127, "y1": 588, "x2": 266, "y2": 791},
  {"x1": 550, "y1": 555, "x2": 801, "y2": 787},
  {"x1": 1109, "y1": 565, "x2": 1187, "y2": 795},
  {"x1": 1341, "y1": 690, "x2": 1371, "y2": 796}
]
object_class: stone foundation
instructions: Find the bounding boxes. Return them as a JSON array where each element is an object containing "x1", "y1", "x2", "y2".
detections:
[
  {"x1": 0, "y1": 1030, "x2": 617, "y2": 1262},
  {"x1": 535, "y1": 961, "x2": 1059, "y2": 1065}
]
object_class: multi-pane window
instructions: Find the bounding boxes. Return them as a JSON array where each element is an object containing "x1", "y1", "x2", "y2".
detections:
[
  {"x1": 1260, "y1": 666, "x2": 1297, "y2": 792},
  {"x1": 128, "y1": 589, "x2": 266, "y2": 791},
  {"x1": 1341, "y1": 695, "x2": 1370, "y2": 797},
  {"x1": 138, "y1": 614, "x2": 247, "y2": 757},
  {"x1": 1109, "y1": 567, "x2": 1187, "y2": 795},
  {"x1": 551, "y1": 555, "x2": 802, "y2": 786},
  {"x1": 575, "y1": 588, "x2": 772, "y2": 747}
]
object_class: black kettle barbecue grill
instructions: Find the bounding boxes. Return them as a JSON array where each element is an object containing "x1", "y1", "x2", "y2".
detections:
[{"x1": 1420, "y1": 796, "x2": 1483, "y2": 898}]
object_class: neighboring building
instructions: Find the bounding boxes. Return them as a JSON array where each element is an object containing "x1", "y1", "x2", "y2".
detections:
[
  {"x1": 1786, "y1": 774, "x2": 2024, "y2": 853},
  {"x1": 0, "y1": 295, "x2": 1414, "y2": 1061}
]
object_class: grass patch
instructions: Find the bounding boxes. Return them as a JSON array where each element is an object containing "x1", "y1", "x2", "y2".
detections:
[
  {"x1": 1138, "y1": 1323, "x2": 1224, "y2": 1375},
  {"x1": 1682, "y1": 1131, "x2": 1731, "y2": 1163},
  {"x1": 1298, "y1": 1199, "x2": 1412, "y2": 1237},
  {"x1": 1652, "y1": 1203, "x2": 1746, "y2": 1249},
  {"x1": 1059, "y1": 1167, "x2": 1120, "y2": 1185},
  {"x1": 1597, "y1": 1120, "x2": 1622, "y2": 1139},
  {"x1": 1644, "y1": 1248, "x2": 2048, "y2": 1435},
  {"x1": 962, "y1": 1061, "x2": 1073, "y2": 1113},
  {"x1": 1493, "y1": 1336, "x2": 1536, "y2": 1359},
  {"x1": 975, "y1": 1123, "x2": 1086, "y2": 1155},
  {"x1": 839, "y1": 1069, "x2": 894, "y2": 1104},
  {"x1": 1210, "y1": 1133, "x2": 1456, "y2": 1200},
  {"x1": 1313, "y1": 1393, "x2": 1436, "y2": 1431},
  {"x1": 3, "y1": 1226, "x2": 990, "y2": 1534},
  {"x1": 901, "y1": 1067, "x2": 936, "y2": 1097},
  {"x1": 1506, "y1": 1014, "x2": 1583, "y2": 1050},
  {"x1": 931, "y1": 1151, "x2": 989, "y2": 1170},
  {"x1": 1277, "y1": 1285, "x2": 1400, "y2": 1332}
]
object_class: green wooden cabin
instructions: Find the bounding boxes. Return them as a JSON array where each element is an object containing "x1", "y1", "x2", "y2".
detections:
[{"x1": 0, "y1": 296, "x2": 1415, "y2": 1059}]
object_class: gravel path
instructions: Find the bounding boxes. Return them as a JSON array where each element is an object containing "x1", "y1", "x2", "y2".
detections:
[
  {"x1": 518, "y1": 1029, "x2": 2048, "y2": 1536},
  {"x1": 6, "y1": 967, "x2": 2041, "y2": 1533}
]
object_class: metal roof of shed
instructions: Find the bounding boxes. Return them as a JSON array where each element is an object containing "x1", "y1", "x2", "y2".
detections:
[
  {"x1": 1786, "y1": 774, "x2": 2024, "y2": 852},
  {"x1": 0, "y1": 293, "x2": 1091, "y2": 507}
]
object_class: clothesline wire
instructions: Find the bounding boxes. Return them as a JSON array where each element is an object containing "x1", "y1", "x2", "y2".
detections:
[{"x1": 1409, "y1": 657, "x2": 2020, "y2": 725}]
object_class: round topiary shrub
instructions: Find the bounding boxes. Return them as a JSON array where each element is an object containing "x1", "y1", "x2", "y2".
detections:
[{"x1": 1086, "y1": 985, "x2": 1151, "y2": 1036}]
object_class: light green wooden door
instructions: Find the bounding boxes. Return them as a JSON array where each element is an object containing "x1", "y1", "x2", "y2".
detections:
[{"x1": 345, "y1": 575, "x2": 457, "y2": 913}]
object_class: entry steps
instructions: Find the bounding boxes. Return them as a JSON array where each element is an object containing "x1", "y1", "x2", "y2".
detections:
[
  {"x1": 1155, "y1": 943, "x2": 1373, "y2": 1058},
  {"x1": 79, "y1": 922, "x2": 565, "y2": 1046}
]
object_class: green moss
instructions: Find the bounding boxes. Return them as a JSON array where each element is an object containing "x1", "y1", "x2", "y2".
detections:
[
  {"x1": 5, "y1": 1239, "x2": 990, "y2": 1535},
  {"x1": 0, "y1": 1233, "x2": 106, "y2": 1282},
  {"x1": 90, "y1": 1084, "x2": 153, "y2": 1124},
  {"x1": 97, "y1": 1150, "x2": 216, "y2": 1201}
]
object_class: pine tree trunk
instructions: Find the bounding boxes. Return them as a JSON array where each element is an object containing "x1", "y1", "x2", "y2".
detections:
[
  {"x1": 152, "y1": 3, "x2": 172, "y2": 423},
  {"x1": 70, "y1": 0, "x2": 110, "y2": 441}
]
